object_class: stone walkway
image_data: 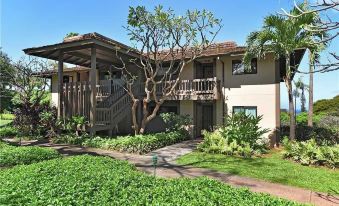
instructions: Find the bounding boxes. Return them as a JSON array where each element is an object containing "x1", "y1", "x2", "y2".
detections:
[{"x1": 9, "y1": 138, "x2": 339, "y2": 206}]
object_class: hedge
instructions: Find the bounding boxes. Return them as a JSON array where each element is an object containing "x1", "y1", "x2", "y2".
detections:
[
  {"x1": 0, "y1": 155, "x2": 302, "y2": 205},
  {"x1": 0, "y1": 141, "x2": 61, "y2": 167}
]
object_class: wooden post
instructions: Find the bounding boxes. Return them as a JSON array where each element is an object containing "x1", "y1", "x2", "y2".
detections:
[
  {"x1": 57, "y1": 51, "x2": 64, "y2": 119},
  {"x1": 90, "y1": 47, "x2": 97, "y2": 135}
]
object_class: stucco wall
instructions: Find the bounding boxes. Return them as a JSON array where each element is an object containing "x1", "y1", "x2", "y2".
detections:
[
  {"x1": 176, "y1": 53, "x2": 279, "y2": 139},
  {"x1": 216, "y1": 54, "x2": 279, "y2": 138}
]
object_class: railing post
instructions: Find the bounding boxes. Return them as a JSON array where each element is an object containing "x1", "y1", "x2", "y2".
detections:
[
  {"x1": 57, "y1": 51, "x2": 64, "y2": 120},
  {"x1": 90, "y1": 47, "x2": 97, "y2": 135}
]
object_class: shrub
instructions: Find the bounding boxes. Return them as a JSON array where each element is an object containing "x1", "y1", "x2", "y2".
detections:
[
  {"x1": 53, "y1": 131, "x2": 188, "y2": 154},
  {"x1": 198, "y1": 130, "x2": 254, "y2": 157},
  {"x1": 0, "y1": 126, "x2": 17, "y2": 138},
  {"x1": 0, "y1": 155, "x2": 302, "y2": 205},
  {"x1": 13, "y1": 103, "x2": 57, "y2": 138},
  {"x1": 198, "y1": 113, "x2": 269, "y2": 157},
  {"x1": 281, "y1": 114, "x2": 338, "y2": 145},
  {"x1": 220, "y1": 113, "x2": 269, "y2": 148},
  {"x1": 282, "y1": 137, "x2": 339, "y2": 168},
  {"x1": 313, "y1": 95, "x2": 339, "y2": 116},
  {"x1": 62, "y1": 115, "x2": 88, "y2": 136},
  {"x1": 0, "y1": 142, "x2": 60, "y2": 167}
]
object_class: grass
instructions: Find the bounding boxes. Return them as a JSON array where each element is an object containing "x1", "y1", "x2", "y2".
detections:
[
  {"x1": 176, "y1": 150, "x2": 339, "y2": 195},
  {"x1": 0, "y1": 155, "x2": 302, "y2": 205}
]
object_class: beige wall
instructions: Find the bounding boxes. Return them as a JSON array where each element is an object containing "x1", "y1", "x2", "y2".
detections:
[{"x1": 177, "y1": 53, "x2": 279, "y2": 139}]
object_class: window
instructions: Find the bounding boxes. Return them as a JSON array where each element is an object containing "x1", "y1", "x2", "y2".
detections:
[
  {"x1": 232, "y1": 58, "x2": 257, "y2": 75},
  {"x1": 233, "y1": 106, "x2": 257, "y2": 117},
  {"x1": 63, "y1": 75, "x2": 73, "y2": 83}
]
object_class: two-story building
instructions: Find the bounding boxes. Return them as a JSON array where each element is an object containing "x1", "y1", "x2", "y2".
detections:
[{"x1": 24, "y1": 33, "x2": 304, "y2": 146}]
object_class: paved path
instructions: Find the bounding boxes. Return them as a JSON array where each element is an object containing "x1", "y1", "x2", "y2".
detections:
[{"x1": 9, "y1": 138, "x2": 339, "y2": 206}]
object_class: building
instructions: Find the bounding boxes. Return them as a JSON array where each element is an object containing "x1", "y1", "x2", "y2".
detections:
[{"x1": 24, "y1": 33, "x2": 304, "y2": 145}]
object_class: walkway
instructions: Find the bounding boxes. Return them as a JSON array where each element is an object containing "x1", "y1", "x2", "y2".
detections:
[{"x1": 11, "y1": 139, "x2": 339, "y2": 206}]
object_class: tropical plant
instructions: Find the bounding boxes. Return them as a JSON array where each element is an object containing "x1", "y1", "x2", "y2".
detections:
[
  {"x1": 63, "y1": 115, "x2": 87, "y2": 136},
  {"x1": 294, "y1": 77, "x2": 308, "y2": 112},
  {"x1": 64, "y1": 32, "x2": 79, "y2": 38},
  {"x1": 282, "y1": 137, "x2": 339, "y2": 168},
  {"x1": 198, "y1": 113, "x2": 269, "y2": 157},
  {"x1": 243, "y1": 3, "x2": 326, "y2": 140},
  {"x1": 220, "y1": 113, "x2": 270, "y2": 149}
]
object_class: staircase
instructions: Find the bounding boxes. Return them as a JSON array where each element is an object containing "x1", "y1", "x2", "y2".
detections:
[{"x1": 95, "y1": 84, "x2": 131, "y2": 132}]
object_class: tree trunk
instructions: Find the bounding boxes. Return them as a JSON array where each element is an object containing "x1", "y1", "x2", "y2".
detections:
[
  {"x1": 139, "y1": 100, "x2": 162, "y2": 134},
  {"x1": 287, "y1": 79, "x2": 296, "y2": 140},
  {"x1": 294, "y1": 94, "x2": 297, "y2": 124},
  {"x1": 308, "y1": 51, "x2": 314, "y2": 127},
  {"x1": 131, "y1": 99, "x2": 140, "y2": 135},
  {"x1": 139, "y1": 99, "x2": 149, "y2": 134},
  {"x1": 285, "y1": 56, "x2": 296, "y2": 141}
]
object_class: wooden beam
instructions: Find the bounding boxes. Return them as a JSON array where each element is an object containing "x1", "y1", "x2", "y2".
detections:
[
  {"x1": 66, "y1": 51, "x2": 114, "y2": 66},
  {"x1": 57, "y1": 51, "x2": 64, "y2": 120},
  {"x1": 89, "y1": 47, "x2": 97, "y2": 135}
]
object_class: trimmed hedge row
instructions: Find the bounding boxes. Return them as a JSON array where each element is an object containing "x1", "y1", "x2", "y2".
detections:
[
  {"x1": 0, "y1": 155, "x2": 302, "y2": 205},
  {"x1": 0, "y1": 141, "x2": 60, "y2": 167},
  {"x1": 53, "y1": 131, "x2": 188, "y2": 154}
]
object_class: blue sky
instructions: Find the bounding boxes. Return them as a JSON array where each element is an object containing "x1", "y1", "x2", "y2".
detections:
[{"x1": 1, "y1": 0, "x2": 338, "y2": 109}]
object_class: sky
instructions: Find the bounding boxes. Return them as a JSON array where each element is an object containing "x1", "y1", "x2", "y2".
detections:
[{"x1": 1, "y1": 0, "x2": 338, "y2": 109}]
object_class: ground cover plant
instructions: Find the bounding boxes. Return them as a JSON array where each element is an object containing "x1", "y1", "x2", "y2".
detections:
[
  {"x1": 0, "y1": 155, "x2": 303, "y2": 205},
  {"x1": 177, "y1": 151, "x2": 339, "y2": 195},
  {"x1": 282, "y1": 138, "x2": 339, "y2": 168},
  {"x1": 198, "y1": 113, "x2": 269, "y2": 157},
  {"x1": 0, "y1": 113, "x2": 15, "y2": 120},
  {"x1": 0, "y1": 141, "x2": 60, "y2": 167},
  {"x1": 0, "y1": 126, "x2": 17, "y2": 138},
  {"x1": 53, "y1": 131, "x2": 187, "y2": 154}
]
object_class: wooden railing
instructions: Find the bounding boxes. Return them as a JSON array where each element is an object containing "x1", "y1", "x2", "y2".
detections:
[
  {"x1": 176, "y1": 77, "x2": 219, "y2": 95},
  {"x1": 62, "y1": 82, "x2": 91, "y2": 119},
  {"x1": 96, "y1": 92, "x2": 131, "y2": 126},
  {"x1": 143, "y1": 77, "x2": 220, "y2": 100},
  {"x1": 96, "y1": 80, "x2": 124, "y2": 98}
]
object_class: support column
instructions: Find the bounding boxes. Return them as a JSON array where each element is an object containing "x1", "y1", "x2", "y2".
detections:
[
  {"x1": 57, "y1": 51, "x2": 64, "y2": 119},
  {"x1": 90, "y1": 47, "x2": 97, "y2": 135}
]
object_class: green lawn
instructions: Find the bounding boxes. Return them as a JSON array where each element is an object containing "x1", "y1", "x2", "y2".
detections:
[
  {"x1": 177, "y1": 150, "x2": 339, "y2": 195},
  {"x1": 0, "y1": 119, "x2": 12, "y2": 127}
]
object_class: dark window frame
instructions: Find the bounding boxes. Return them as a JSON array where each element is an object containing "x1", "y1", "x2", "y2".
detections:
[
  {"x1": 232, "y1": 106, "x2": 257, "y2": 117},
  {"x1": 232, "y1": 58, "x2": 257, "y2": 75}
]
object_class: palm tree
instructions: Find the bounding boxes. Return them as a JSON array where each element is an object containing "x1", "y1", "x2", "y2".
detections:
[
  {"x1": 293, "y1": 88, "x2": 300, "y2": 123},
  {"x1": 294, "y1": 77, "x2": 308, "y2": 113},
  {"x1": 243, "y1": 3, "x2": 322, "y2": 140}
]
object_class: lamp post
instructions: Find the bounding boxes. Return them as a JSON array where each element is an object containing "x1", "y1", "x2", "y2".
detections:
[{"x1": 152, "y1": 153, "x2": 158, "y2": 177}]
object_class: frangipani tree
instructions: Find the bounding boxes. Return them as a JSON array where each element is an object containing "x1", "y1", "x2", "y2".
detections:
[
  {"x1": 243, "y1": 3, "x2": 325, "y2": 140},
  {"x1": 117, "y1": 6, "x2": 222, "y2": 135}
]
